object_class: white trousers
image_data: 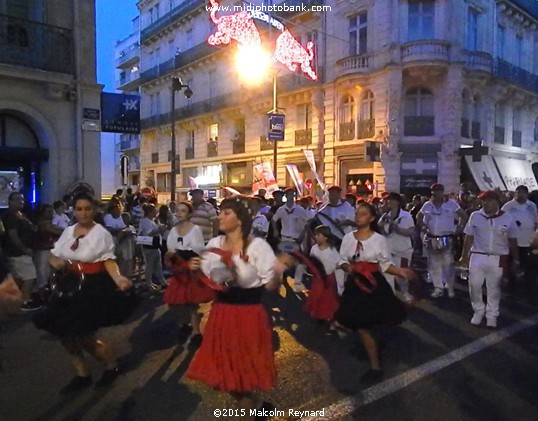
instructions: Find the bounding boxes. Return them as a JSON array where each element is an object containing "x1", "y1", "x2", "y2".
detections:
[
  {"x1": 385, "y1": 250, "x2": 413, "y2": 294},
  {"x1": 468, "y1": 254, "x2": 503, "y2": 319},
  {"x1": 427, "y1": 248, "x2": 455, "y2": 290}
]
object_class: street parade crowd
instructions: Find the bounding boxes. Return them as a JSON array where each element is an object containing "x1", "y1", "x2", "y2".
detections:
[{"x1": 1, "y1": 182, "x2": 538, "y2": 419}]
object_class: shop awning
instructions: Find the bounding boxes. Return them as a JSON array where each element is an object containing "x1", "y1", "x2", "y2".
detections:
[
  {"x1": 464, "y1": 155, "x2": 506, "y2": 191},
  {"x1": 493, "y1": 156, "x2": 538, "y2": 191}
]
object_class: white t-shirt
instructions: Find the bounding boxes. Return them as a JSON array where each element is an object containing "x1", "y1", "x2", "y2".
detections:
[
  {"x1": 379, "y1": 209, "x2": 414, "y2": 254},
  {"x1": 166, "y1": 224, "x2": 204, "y2": 254},
  {"x1": 501, "y1": 199, "x2": 538, "y2": 247},
  {"x1": 201, "y1": 236, "x2": 276, "y2": 288},
  {"x1": 310, "y1": 244, "x2": 346, "y2": 295},
  {"x1": 339, "y1": 231, "x2": 393, "y2": 273},
  {"x1": 317, "y1": 200, "x2": 356, "y2": 237},
  {"x1": 103, "y1": 214, "x2": 127, "y2": 230},
  {"x1": 51, "y1": 224, "x2": 116, "y2": 262},
  {"x1": 273, "y1": 204, "x2": 310, "y2": 240},
  {"x1": 464, "y1": 210, "x2": 518, "y2": 255},
  {"x1": 52, "y1": 213, "x2": 70, "y2": 229},
  {"x1": 420, "y1": 199, "x2": 461, "y2": 236}
]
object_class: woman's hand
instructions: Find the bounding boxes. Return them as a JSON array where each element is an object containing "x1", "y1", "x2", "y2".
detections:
[
  {"x1": 49, "y1": 255, "x2": 68, "y2": 270},
  {"x1": 115, "y1": 276, "x2": 133, "y2": 291},
  {"x1": 338, "y1": 262, "x2": 351, "y2": 273},
  {"x1": 188, "y1": 257, "x2": 202, "y2": 271},
  {"x1": 397, "y1": 267, "x2": 419, "y2": 281}
]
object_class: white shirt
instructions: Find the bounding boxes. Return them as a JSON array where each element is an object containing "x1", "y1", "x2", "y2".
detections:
[
  {"x1": 310, "y1": 244, "x2": 346, "y2": 295},
  {"x1": 103, "y1": 214, "x2": 127, "y2": 230},
  {"x1": 166, "y1": 224, "x2": 204, "y2": 254},
  {"x1": 51, "y1": 224, "x2": 116, "y2": 262},
  {"x1": 201, "y1": 236, "x2": 276, "y2": 288},
  {"x1": 317, "y1": 200, "x2": 356, "y2": 237},
  {"x1": 339, "y1": 231, "x2": 393, "y2": 273},
  {"x1": 464, "y1": 210, "x2": 518, "y2": 255},
  {"x1": 420, "y1": 199, "x2": 461, "y2": 236},
  {"x1": 251, "y1": 211, "x2": 269, "y2": 238},
  {"x1": 52, "y1": 213, "x2": 70, "y2": 229},
  {"x1": 379, "y1": 209, "x2": 414, "y2": 254},
  {"x1": 501, "y1": 199, "x2": 538, "y2": 247},
  {"x1": 273, "y1": 204, "x2": 310, "y2": 240}
]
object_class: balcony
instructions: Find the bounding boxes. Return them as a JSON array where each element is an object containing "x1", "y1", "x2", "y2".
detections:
[
  {"x1": 0, "y1": 13, "x2": 73, "y2": 74},
  {"x1": 463, "y1": 50, "x2": 493, "y2": 73},
  {"x1": 151, "y1": 152, "x2": 159, "y2": 163},
  {"x1": 493, "y1": 58, "x2": 538, "y2": 94},
  {"x1": 116, "y1": 69, "x2": 141, "y2": 91},
  {"x1": 141, "y1": 0, "x2": 204, "y2": 43},
  {"x1": 501, "y1": 0, "x2": 538, "y2": 20},
  {"x1": 140, "y1": 58, "x2": 173, "y2": 84},
  {"x1": 494, "y1": 126, "x2": 505, "y2": 144},
  {"x1": 339, "y1": 121, "x2": 355, "y2": 141},
  {"x1": 357, "y1": 119, "x2": 375, "y2": 139},
  {"x1": 335, "y1": 54, "x2": 370, "y2": 78},
  {"x1": 116, "y1": 44, "x2": 140, "y2": 69},
  {"x1": 401, "y1": 40, "x2": 450, "y2": 68},
  {"x1": 232, "y1": 134, "x2": 246, "y2": 154},
  {"x1": 512, "y1": 130, "x2": 522, "y2": 147},
  {"x1": 207, "y1": 140, "x2": 218, "y2": 157},
  {"x1": 404, "y1": 116, "x2": 435, "y2": 136},
  {"x1": 260, "y1": 136, "x2": 273, "y2": 151},
  {"x1": 295, "y1": 129, "x2": 312, "y2": 146},
  {"x1": 185, "y1": 147, "x2": 195, "y2": 160}
]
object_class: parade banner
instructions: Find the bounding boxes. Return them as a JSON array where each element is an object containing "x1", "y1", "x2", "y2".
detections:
[
  {"x1": 252, "y1": 162, "x2": 278, "y2": 194},
  {"x1": 188, "y1": 176, "x2": 198, "y2": 190},
  {"x1": 303, "y1": 149, "x2": 326, "y2": 191},
  {"x1": 285, "y1": 164, "x2": 304, "y2": 196}
]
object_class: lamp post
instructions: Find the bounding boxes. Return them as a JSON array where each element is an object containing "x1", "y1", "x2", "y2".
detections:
[{"x1": 170, "y1": 77, "x2": 193, "y2": 202}]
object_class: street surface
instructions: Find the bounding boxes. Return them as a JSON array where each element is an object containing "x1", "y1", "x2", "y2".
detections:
[{"x1": 2, "y1": 260, "x2": 538, "y2": 421}]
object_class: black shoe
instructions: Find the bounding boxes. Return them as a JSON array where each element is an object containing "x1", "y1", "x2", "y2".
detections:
[
  {"x1": 255, "y1": 401, "x2": 276, "y2": 420},
  {"x1": 188, "y1": 333, "x2": 203, "y2": 348},
  {"x1": 95, "y1": 368, "x2": 120, "y2": 388},
  {"x1": 21, "y1": 300, "x2": 42, "y2": 312},
  {"x1": 360, "y1": 368, "x2": 383, "y2": 385},
  {"x1": 60, "y1": 376, "x2": 92, "y2": 394}
]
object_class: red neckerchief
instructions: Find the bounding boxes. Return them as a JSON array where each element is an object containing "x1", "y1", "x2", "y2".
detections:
[
  {"x1": 70, "y1": 234, "x2": 86, "y2": 251},
  {"x1": 480, "y1": 210, "x2": 504, "y2": 220},
  {"x1": 206, "y1": 247, "x2": 249, "y2": 267}
]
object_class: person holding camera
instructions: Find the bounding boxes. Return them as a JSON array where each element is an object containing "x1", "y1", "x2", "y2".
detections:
[{"x1": 501, "y1": 185, "x2": 538, "y2": 292}]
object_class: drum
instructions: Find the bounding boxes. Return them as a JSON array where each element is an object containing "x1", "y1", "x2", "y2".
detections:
[
  {"x1": 425, "y1": 235, "x2": 453, "y2": 252},
  {"x1": 50, "y1": 266, "x2": 85, "y2": 300}
]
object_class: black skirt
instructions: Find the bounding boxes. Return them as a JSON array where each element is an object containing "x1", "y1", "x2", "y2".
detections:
[
  {"x1": 33, "y1": 272, "x2": 140, "y2": 338},
  {"x1": 335, "y1": 271, "x2": 406, "y2": 330}
]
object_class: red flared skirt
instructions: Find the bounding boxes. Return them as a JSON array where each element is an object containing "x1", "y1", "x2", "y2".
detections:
[
  {"x1": 304, "y1": 273, "x2": 340, "y2": 321},
  {"x1": 186, "y1": 302, "x2": 276, "y2": 392},
  {"x1": 163, "y1": 272, "x2": 215, "y2": 305}
]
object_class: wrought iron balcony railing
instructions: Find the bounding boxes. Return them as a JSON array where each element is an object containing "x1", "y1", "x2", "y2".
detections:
[
  {"x1": 232, "y1": 134, "x2": 246, "y2": 154},
  {"x1": 207, "y1": 140, "x2": 218, "y2": 157},
  {"x1": 260, "y1": 136, "x2": 273, "y2": 151},
  {"x1": 357, "y1": 119, "x2": 375, "y2": 139},
  {"x1": 404, "y1": 116, "x2": 435, "y2": 136},
  {"x1": 185, "y1": 147, "x2": 195, "y2": 160},
  {"x1": 0, "y1": 13, "x2": 74, "y2": 74},
  {"x1": 295, "y1": 129, "x2": 312, "y2": 146},
  {"x1": 339, "y1": 121, "x2": 355, "y2": 141},
  {"x1": 493, "y1": 58, "x2": 538, "y2": 94},
  {"x1": 141, "y1": 0, "x2": 204, "y2": 42}
]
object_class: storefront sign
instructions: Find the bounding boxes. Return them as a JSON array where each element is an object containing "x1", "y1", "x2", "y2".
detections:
[{"x1": 268, "y1": 113, "x2": 285, "y2": 141}]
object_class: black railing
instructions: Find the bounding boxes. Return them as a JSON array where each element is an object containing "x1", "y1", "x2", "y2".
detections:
[
  {"x1": 494, "y1": 126, "x2": 505, "y2": 144},
  {"x1": 232, "y1": 135, "x2": 246, "y2": 154},
  {"x1": 295, "y1": 129, "x2": 312, "y2": 146},
  {"x1": 512, "y1": 130, "x2": 522, "y2": 147},
  {"x1": 471, "y1": 121, "x2": 481, "y2": 140},
  {"x1": 185, "y1": 147, "x2": 195, "y2": 159},
  {"x1": 0, "y1": 14, "x2": 73, "y2": 74},
  {"x1": 151, "y1": 152, "x2": 159, "y2": 163},
  {"x1": 260, "y1": 136, "x2": 273, "y2": 151},
  {"x1": 207, "y1": 141, "x2": 218, "y2": 157},
  {"x1": 339, "y1": 121, "x2": 355, "y2": 141},
  {"x1": 141, "y1": 0, "x2": 204, "y2": 42},
  {"x1": 508, "y1": 0, "x2": 538, "y2": 19},
  {"x1": 357, "y1": 119, "x2": 375, "y2": 139},
  {"x1": 493, "y1": 58, "x2": 538, "y2": 93},
  {"x1": 404, "y1": 116, "x2": 434, "y2": 136}
]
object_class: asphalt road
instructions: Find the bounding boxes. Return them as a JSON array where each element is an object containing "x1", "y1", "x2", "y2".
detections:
[{"x1": 1, "y1": 268, "x2": 538, "y2": 421}]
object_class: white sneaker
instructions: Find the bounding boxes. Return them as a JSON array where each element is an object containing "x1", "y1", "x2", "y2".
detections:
[
  {"x1": 430, "y1": 288, "x2": 444, "y2": 298},
  {"x1": 447, "y1": 287, "x2": 455, "y2": 298},
  {"x1": 470, "y1": 312, "x2": 484, "y2": 325},
  {"x1": 402, "y1": 292, "x2": 414, "y2": 303},
  {"x1": 486, "y1": 317, "x2": 497, "y2": 328}
]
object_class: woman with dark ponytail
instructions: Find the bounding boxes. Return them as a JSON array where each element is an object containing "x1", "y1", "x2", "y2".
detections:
[{"x1": 186, "y1": 196, "x2": 290, "y2": 416}]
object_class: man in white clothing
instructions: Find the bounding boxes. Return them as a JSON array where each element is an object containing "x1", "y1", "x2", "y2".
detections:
[
  {"x1": 315, "y1": 185, "x2": 356, "y2": 248},
  {"x1": 460, "y1": 191, "x2": 519, "y2": 328},
  {"x1": 417, "y1": 183, "x2": 468, "y2": 298}
]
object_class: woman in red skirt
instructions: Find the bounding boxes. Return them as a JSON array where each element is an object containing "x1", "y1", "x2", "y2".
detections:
[
  {"x1": 186, "y1": 196, "x2": 288, "y2": 415},
  {"x1": 164, "y1": 201, "x2": 214, "y2": 344}
]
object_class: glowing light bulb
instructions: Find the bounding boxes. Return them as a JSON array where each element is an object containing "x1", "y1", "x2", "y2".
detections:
[{"x1": 235, "y1": 45, "x2": 271, "y2": 85}]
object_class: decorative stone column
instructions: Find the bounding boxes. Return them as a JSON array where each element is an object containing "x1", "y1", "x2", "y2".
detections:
[{"x1": 382, "y1": 69, "x2": 403, "y2": 191}]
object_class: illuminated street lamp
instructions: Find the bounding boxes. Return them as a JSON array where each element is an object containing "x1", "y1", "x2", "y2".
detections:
[{"x1": 170, "y1": 77, "x2": 193, "y2": 202}]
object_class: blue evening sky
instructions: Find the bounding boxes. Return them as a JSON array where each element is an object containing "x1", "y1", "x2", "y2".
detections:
[{"x1": 96, "y1": 0, "x2": 139, "y2": 194}]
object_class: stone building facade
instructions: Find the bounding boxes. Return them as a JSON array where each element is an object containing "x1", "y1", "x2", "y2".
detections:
[
  {"x1": 0, "y1": 0, "x2": 102, "y2": 206},
  {"x1": 136, "y1": 0, "x2": 538, "y2": 201}
]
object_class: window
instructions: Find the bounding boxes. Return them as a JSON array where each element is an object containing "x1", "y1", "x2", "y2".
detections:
[
  {"x1": 156, "y1": 173, "x2": 170, "y2": 192},
  {"x1": 497, "y1": 26, "x2": 505, "y2": 59},
  {"x1": 472, "y1": 95, "x2": 482, "y2": 140},
  {"x1": 168, "y1": 39, "x2": 175, "y2": 59},
  {"x1": 187, "y1": 130, "x2": 195, "y2": 149},
  {"x1": 461, "y1": 90, "x2": 472, "y2": 138},
  {"x1": 296, "y1": 103, "x2": 312, "y2": 130},
  {"x1": 360, "y1": 90, "x2": 374, "y2": 121},
  {"x1": 515, "y1": 35, "x2": 523, "y2": 68},
  {"x1": 150, "y1": 94, "x2": 156, "y2": 115},
  {"x1": 466, "y1": 8, "x2": 479, "y2": 51},
  {"x1": 155, "y1": 91, "x2": 161, "y2": 115},
  {"x1": 513, "y1": 108, "x2": 522, "y2": 147},
  {"x1": 209, "y1": 123, "x2": 219, "y2": 142},
  {"x1": 339, "y1": 95, "x2": 355, "y2": 140},
  {"x1": 534, "y1": 117, "x2": 538, "y2": 142},
  {"x1": 408, "y1": 0, "x2": 435, "y2": 41},
  {"x1": 349, "y1": 12, "x2": 367, "y2": 56},
  {"x1": 494, "y1": 103, "x2": 505, "y2": 144},
  {"x1": 404, "y1": 87, "x2": 434, "y2": 136},
  {"x1": 186, "y1": 29, "x2": 193, "y2": 50}
]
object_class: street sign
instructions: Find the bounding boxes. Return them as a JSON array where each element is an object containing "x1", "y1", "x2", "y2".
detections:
[
  {"x1": 365, "y1": 141, "x2": 381, "y2": 162},
  {"x1": 268, "y1": 113, "x2": 285, "y2": 141},
  {"x1": 83, "y1": 108, "x2": 100, "y2": 120}
]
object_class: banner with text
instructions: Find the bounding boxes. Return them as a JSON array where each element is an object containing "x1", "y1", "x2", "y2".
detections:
[
  {"x1": 303, "y1": 149, "x2": 326, "y2": 191},
  {"x1": 285, "y1": 164, "x2": 304, "y2": 196}
]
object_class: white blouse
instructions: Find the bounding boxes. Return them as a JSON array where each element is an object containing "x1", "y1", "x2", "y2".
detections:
[
  {"x1": 311, "y1": 244, "x2": 346, "y2": 295},
  {"x1": 166, "y1": 224, "x2": 204, "y2": 254},
  {"x1": 339, "y1": 231, "x2": 393, "y2": 273},
  {"x1": 51, "y1": 224, "x2": 116, "y2": 263},
  {"x1": 201, "y1": 236, "x2": 276, "y2": 288}
]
